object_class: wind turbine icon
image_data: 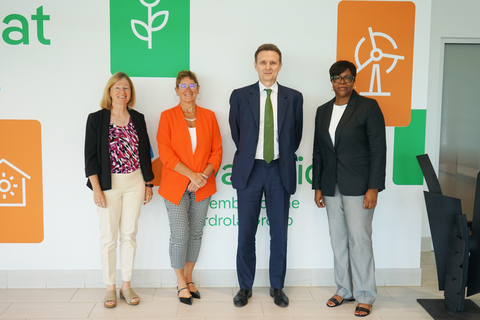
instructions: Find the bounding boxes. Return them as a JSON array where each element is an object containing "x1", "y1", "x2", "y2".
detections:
[{"x1": 355, "y1": 27, "x2": 405, "y2": 96}]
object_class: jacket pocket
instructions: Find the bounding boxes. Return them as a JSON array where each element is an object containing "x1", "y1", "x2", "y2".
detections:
[{"x1": 352, "y1": 156, "x2": 370, "y2": 166}]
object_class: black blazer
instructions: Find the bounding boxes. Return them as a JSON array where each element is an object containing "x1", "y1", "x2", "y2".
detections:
[
  {"x1": 312, "y1": 90, "x2": 386, "y2": 196},
  {"x1": 229, "y1": 82, "x2": 303, "y2": 194},
  {"x1": 84, "y1": 108, "x2": 154, "y2": 190}
]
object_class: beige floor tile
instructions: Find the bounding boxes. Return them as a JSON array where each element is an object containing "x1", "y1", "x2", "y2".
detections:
[
  {"x1": 124, "y1": 318, "x2": 205, "y2": 320},
  {"x1": 262, "y1": 300, "x2": 351, "y2": 317},
  {"x1": 342, "y1": 300, "x2": 432, "y2": 317},
  {"x1": 306, "y1": 286, "x2": 338, "y2": 301},
  {"x1": 283, "y1": 287, "x2": 314, "y2": 301},
  {"x1": 0, "y1": 302, "x2": 94, "y2": 318},
  {"x1": 383, "y1": 286, "x2": 443, "y2": 300},
  {"x1": 295, "y1": 316, "x2": 382, "y2": 320},
  {"x1": 0, "y1": 303, "x2": 11, "y2": 315},
  {"x1": 207, "y1": 318, "x2": 294, "y2": 320},
  {"x1": 0, "y1": 289, "x2": 77, "y2": 303},
  {"x1": 191, "y1": 287, "x2": 234, "y2": 302},
  {"x1": 177, "y1": 301, "x2": 264, "y2": 317},
  {"x1": 89, "y1": 301, "x2": 178, "y2": 318},
  {"x1": 378, "y1": 316, "x2": 433, "y2": 320},
  {"x1": 152, "y1": 287, "x2": 179, "y2": 303},
  {"x1": 243, "y1": 287, "x2": 313, "y2": 302}
]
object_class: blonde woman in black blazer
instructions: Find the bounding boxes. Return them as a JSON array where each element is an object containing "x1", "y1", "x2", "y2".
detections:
[{"x1": 312, "y1": 61, "x2": 386, "y2": 317}]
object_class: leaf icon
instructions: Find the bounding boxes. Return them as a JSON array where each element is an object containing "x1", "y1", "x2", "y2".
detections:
[
  {"x1": 131, "y1": 19, "x2": 149, "y2": 42},
  {"x1": 151, "y1": 10, "x2": 169, "y2": 32}
]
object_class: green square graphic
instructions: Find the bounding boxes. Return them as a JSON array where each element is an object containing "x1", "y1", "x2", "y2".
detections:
[
  {"x1": 110, "y1": 0, "x2": 189, "y2": 77},
  {"x1": 392, "y1": 109, "x2": 426, "y2": 185}
]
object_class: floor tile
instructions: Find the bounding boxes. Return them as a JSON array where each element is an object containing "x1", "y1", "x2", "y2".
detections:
[
  {"x1": 0, "y1": 289, "x2": 77, "y2": 303},
  {"x1": 0, "y1": 302, "x2": 94, "y2": 318},
  {"x1": 89, "y1": 301, "x2": 178, "y2": 318},
  {"x1": 263, "y1": 300, "x2": 351, "y2": 317},
  {"x1": 177, "y1": 301, "x2": 264, "y2": 317},
  {"x1": 0, "y1": 303, "x2": 11, "y2": 315}
]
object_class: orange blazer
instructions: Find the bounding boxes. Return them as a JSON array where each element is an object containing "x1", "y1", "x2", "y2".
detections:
[{"x1": 157, "y1": 105, "x2": 223, "y2": 205}]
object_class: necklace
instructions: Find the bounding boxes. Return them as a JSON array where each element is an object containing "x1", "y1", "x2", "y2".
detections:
[
  {"x1": 113, "y1": 114, "x2": 128, "y2": 125},
  {"x1": 185, "y1": 117, "x2": 196, "y2": 121}
]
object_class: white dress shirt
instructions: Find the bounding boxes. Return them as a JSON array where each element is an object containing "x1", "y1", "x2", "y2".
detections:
[
  {"x1": 329, "y1": 103, "x2": 347, "y2": 147},
  {"x1": 255, "y1": 82, "x2": 279, "y2": 160}
]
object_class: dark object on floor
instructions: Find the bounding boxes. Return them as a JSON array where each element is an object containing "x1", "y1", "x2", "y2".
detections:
[
  {"x1": 416, "y1": 154, "x2": 480, "y2": 315},
  {"x1": 233, "y1": 288, "x2": 252, "y2": 307},
  {"x1": 270, "y1": 287, "x2": 289, "y2": 307},
  {"x1": 417, "y1": 299, "x2": 480, "y2": 319}
]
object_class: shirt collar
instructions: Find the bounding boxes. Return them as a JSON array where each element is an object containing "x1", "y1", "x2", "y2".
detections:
[{"x1": 259, "y1": 81, "x2": 278, "y2": 94}]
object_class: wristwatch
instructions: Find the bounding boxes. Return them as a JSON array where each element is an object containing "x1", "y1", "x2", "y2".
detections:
[{"x1": 145, "y1": 184, "x2": 154, "y2": 188}]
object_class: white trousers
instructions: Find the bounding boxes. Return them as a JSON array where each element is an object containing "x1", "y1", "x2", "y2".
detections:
[
  {"x1": 97, "y1": 169, "x2": 145, "y2": 285},
  {"x1": 324, "y1": 184, "x2": 377, "y2": 305}
]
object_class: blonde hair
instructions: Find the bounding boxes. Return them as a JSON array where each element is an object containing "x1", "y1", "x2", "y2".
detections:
[{"x1": 100, "y1": 72, "x2": 136, "y2": 110}]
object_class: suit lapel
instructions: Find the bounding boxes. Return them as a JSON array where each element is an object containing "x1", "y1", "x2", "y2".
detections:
[
  {"x1": 335, "y1": 90, "x2": 359, "y2": 147},
  {"x1": 321, "y1": 99, "x2": 335, "y2": 151},
  {"x1": 248, "y1": 83, "x2": 260, "y2": 129},
  {"x1": 277, "y1": 84, "x2": 287, "y2": 134}
]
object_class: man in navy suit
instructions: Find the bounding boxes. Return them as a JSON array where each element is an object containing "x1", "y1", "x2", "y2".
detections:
[{"x1": 229, "y1": 43, "x2": 303, "y2": 307}]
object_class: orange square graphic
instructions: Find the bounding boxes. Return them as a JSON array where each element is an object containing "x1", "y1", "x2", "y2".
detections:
[
  {"x1": 0, "y1": 120, "x2": 44, "y2": 243},
  {"x1": 337, "y1": 1, "x2": 415, "y2": 126}
]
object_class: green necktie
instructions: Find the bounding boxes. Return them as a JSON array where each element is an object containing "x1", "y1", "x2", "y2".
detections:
[{"x1": 264, "y1": 89, "x2": 274, "y2": 163}]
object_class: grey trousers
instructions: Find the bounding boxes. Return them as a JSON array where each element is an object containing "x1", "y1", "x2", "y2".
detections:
[
  {"x1": 324, "y1": 185, "x2": 377, "y2": 305},
  {"x1": 164, "y1": 191, "x2": 210, "y2": 270}
]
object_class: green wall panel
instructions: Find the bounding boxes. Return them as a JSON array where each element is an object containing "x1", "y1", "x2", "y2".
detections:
[{"x1": 392, "y1": 109, "x2": 426, "y2": 185}]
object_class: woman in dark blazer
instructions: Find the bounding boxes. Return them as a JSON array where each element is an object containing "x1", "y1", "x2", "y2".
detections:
[
  {"x1": 85, "y1": 72, "x2": 154, "y2": 308},
  {"x1": 312, "y1": 61, "x2": 386, "y2": 317}
]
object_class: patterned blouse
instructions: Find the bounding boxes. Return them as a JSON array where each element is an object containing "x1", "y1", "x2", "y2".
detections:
[{"x1": 108, "y1": 118, "x2": 141, "y2": 174}]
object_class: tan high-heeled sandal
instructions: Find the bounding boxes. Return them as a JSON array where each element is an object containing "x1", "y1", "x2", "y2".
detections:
[
  {"x1": 104, "y1": 290, "x2": 117, "y2": 308},
  {"x1": 120, "y1": 288, "x2": 140, "y2": 305}
]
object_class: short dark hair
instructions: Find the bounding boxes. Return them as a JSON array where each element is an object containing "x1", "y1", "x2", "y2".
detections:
[
  {"x1": 255, "y1": 43, "x2": 282, "y2": 63},
  {"x1": 329, "y1": 60, "x2": 357, "y2": 78}
]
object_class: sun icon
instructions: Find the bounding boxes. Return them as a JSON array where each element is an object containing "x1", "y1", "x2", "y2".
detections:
[{"x1": 0, "y1": 172, "x2": 19, "y2": 200}]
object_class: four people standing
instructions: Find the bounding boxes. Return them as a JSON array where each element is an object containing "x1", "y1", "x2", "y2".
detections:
[
  {"x1": 85, "y1": 54, "x2": 385, "y2": 317},
  {"x1": 312, "y1": 61, "x2": 386, "y2": 317},
  {"x1": 229, "y1": 44, "x2": 304, "y2": 308}
]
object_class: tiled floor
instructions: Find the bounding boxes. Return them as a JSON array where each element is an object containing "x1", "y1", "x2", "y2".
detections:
[{"x1": 0, "y1": 252, "x2": 479, "y2": 319}]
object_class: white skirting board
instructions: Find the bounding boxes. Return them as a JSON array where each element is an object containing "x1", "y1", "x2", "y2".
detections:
[{"x1": 0, "y1": 268, "x2": 422, "y2": 288}]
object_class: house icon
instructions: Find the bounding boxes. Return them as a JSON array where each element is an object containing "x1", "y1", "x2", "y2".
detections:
[{"x1": 0, "y1": 159, "x2": 31, "y2": 207}]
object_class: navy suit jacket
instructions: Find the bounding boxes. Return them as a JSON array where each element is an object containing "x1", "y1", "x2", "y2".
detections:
[
  {"x1": 229, "y1": 82, "x2": 303, "y2": 194},
  {"x1": 312, "y1": 90, "x2": 386, "y2": 196}
]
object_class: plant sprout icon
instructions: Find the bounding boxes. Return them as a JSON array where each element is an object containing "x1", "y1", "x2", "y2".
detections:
[
  {"x1": 131, "y1": 0, "x2": 169, "y2": 49},
  {"x1": 355, "y1": 27, "x2": 405, "y2": 96}
]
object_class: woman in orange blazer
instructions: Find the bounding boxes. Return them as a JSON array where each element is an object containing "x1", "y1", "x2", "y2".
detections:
[{"x1": 157, "y1": 70, "x2": 222, "y2": 305}]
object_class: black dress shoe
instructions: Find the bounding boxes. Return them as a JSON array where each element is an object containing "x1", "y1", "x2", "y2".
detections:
[
  {"x1": 270, "y1": 287, "x2": 289, "y2": 307},
  {"x1": 177, "y1": 287, "x2": 193, "y2": 305},
  {"x1": 233, "y1": 289, "x2": 252, "y2": 307},
  {"x1": 187, "y1": 282, "x2": 201, "y2": 299}
]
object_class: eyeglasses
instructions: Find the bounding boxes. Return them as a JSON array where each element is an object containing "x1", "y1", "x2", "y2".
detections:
[
  {"x1": 178, "y1": 83, "x2": 198, "y2": 90},
  {"x1": 331, "y1": 75, "x2": 355, "y2": 83}
]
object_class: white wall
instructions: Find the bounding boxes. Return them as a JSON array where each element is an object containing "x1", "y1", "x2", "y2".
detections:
[
  {"x1": 421, "y1": 0, "x2": 480, "y2": 239},
  {"x1": 0, "y1": 0, "x2": 433, "y2": 287}
]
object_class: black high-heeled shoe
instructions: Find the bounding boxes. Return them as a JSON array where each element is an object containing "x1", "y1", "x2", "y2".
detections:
[
  {"x1": 187, "y1": 281, "x2": 201, "y2": 299},
  {"x1": 177, "y1": 287, "x2": 193, "y2": 305}
]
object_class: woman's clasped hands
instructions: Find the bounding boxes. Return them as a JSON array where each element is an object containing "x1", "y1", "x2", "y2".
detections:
[{"x1": 187, "y1": 172, "x2": 208, "y2": 192}]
